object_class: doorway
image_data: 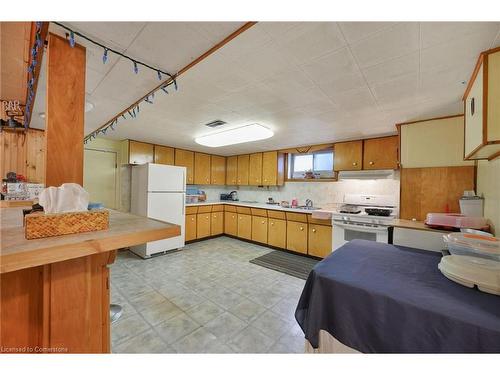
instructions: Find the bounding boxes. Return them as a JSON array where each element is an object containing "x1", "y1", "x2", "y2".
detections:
[{"x1": 83, "y1": 148, "x2": 117, "y2": 209}]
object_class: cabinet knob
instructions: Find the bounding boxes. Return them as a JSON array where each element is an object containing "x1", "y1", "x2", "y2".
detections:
[
  {"x1": 352, "y1": 162, "x2": 357, "y2": 166},
  {"x1": 300, "y1": 227, "x2": 304, "y2": 231},
  {"x1": 191, "y1": 218, "x2": 195, "y2": 221},
  {"x1": 261, "y1": 220, "x2": 265, "y2": 224},
  {"x1": 270, "y1": 222, "x2": 274, "y2": 225},
  {"x1": 312, "y1": 228, "x2": 317, "y2": 233},
  {"x1": 206, "y1": 216, "x2": 209, "y2": 219},
  {"x1": 369, "y1": 161, "x2": 374, "y2": 165}
]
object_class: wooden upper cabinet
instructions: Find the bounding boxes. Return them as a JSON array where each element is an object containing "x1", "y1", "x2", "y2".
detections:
[
  {"x1": 194, "y1": 153, "x2": 211, "y2": 185},
  {"x1": 154, "y1": 145, "x2": 174, "y2": 165},
  {"x1": 249, "y1": 153, "x2": 263, "y2": 186},
  {"x1": 363, "y1": 136, "x2": 399, "y2": 170},
  {"x1": 262, "y1": 151, "x2": 285, "y2": 186},
  {"x1": 463, "y1": 48, "x2": 500, "y2": 160},
  {"x1": 334, "y1": 140, "x2": 363, "y2": 171},
  {"x1": 129, "y1": 140, "x2": 154, "y2": 165},
  {"x1": 211, "y1": 155, "x2": 226, "y2": 185},
  {"x1": 175, "y1": 149, "x2": 194, "y2": 184},
  {"x1": 226, "y1": 156, "x2": 238, "y2": 185},
  {"x1": 237, "y1": 154, "x2": 249, "y2": 185}
]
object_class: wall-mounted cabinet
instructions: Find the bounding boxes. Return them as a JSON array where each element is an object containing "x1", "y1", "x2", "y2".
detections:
[
  {"x1": 128, "y1": 140, "x2": 154, "y2": 165},
  {"x1": 175, "y1": 149, "x2": 194, "y2": 184},
  {"x1": 210, "y1": 155, "x2": 226, "y2": 185},
  {"x1": 334, "y1": 140, "x2": 363, "y2": 171},
  {"x1": 262, "y1": 151, "x2": 285, "y2": 185},
  {"x1": 463, "y1": 47, "x2": 500, "y2": 160},
  {"x1": 249, "y1": 153, "x2": 263, "y2": 186},
  {"x1": 363, "y1": 136, "x2": 399, "y2": 170},
  {"x1": 400, "y1": 116, "x2": 473, "y2": 168},
  {"x1": 226, "y1": 156, "x2": 238, "y2": 185},
  {"x1": 237, "y1": 155, "x2": 250, "y2": 185},
  {"x1": 194, "y1": 152, "x2": 211, "y2": 185},
  {"x1": 154, "y1": 145, "x2": 174, "y2": 165}
]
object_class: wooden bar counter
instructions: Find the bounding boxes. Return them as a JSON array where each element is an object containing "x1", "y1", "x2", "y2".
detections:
[{"x1": 0, "y1": 207, "x2": 180, "y2": 353}]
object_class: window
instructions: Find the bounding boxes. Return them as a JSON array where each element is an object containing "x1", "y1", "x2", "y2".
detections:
[{"x1": 288, "y1": 150, "x2": 335, "y2": 180}]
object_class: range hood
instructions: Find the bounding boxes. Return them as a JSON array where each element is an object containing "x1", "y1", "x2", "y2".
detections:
[{"x1": 338, "y1": 170, "x2": 395, "y2": 180}]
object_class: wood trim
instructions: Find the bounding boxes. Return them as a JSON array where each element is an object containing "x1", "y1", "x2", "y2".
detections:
[
  {"x1": 395, "y1": 114, "x2": 464, "y2": 127},
  {"x1": 88, "y1": 22, "x2": 257, "y2": 139},
  {"x1": 463, "y1": 54, "x2": 484, "y2": 101},
  {"x1": 488, "y1": 150, "x2": 500, "y2": 161},
  {"x1": 482, "y1": 53, "x2": 488, "y2": 144},
  {"x1": 24, "y1": 22, "x2": 49, "y2": 128}
]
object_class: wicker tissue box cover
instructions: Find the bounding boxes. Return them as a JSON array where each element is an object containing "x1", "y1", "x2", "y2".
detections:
[{"x1": 24, "y1": 209, "x2": 109, "y2": 240}]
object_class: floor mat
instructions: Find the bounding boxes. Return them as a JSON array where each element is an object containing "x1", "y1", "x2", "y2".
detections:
[{"x1": 250, "y1": 250, "x2": 319, "y2": 280}]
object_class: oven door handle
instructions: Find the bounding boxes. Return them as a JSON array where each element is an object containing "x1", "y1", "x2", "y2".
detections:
[{"x1": 333, "y1": 221, "x2": 389, "y2": 233}]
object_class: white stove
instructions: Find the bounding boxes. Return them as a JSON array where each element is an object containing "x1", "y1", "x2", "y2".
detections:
[{"x1": 332, "y1": 194, "x2": 399, "y2": 250}]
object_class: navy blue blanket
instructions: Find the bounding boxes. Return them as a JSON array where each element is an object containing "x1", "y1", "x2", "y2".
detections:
[{"x1": 295, "y1": 239, "x2": 500, "y2": 353}]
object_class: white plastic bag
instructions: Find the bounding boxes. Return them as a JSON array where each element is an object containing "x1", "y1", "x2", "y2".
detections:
[{"x1": 38, "y1": 183, "x2": 90, "y2": 214}]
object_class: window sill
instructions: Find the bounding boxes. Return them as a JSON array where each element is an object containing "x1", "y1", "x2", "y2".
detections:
[{"x1": 285, "y1": 178, "x2": 337, "y2": 182}]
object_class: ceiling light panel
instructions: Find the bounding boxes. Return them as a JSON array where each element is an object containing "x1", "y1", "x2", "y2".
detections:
[{"x1": 195, "y1": 123, "x2": 273, "y2": 147}]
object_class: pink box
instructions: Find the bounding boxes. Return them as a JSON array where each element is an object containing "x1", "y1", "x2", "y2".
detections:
[{"x1": 425, "y1": 213, "x2": 488, "y2": 230}]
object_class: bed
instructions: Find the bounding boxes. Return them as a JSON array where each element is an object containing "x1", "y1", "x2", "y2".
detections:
[{"x1": 295, "y1": 239, "x2": 500, "y2": 353}]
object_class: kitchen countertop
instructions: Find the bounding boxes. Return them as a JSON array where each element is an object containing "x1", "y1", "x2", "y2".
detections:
[
  {"x1": 186, "y1": 200, "x2": 332, "y2": 214},
  {"x1": 391, "y1": 219, "x2": 452, "y2": 233},
  {"x1": 0, "y1": 207, "x2": 181, "y2": 274}
]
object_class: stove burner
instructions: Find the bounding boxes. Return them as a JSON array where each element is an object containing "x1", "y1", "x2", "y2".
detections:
[{"x1": 340, "y1": 210, "x2": 361, "y2": 214}]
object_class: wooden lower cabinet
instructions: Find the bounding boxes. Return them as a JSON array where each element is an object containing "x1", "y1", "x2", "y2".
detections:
[
  {"x1": 197, "y1": 213, "x2": 211, "y2": 238},
  {"x1": 268, "y1": 218, "x2": 286, "y2": 248},
  {"x1": 237, "y1": 214, "x2": 252, "y2": 240},
  {"x1": 224, "y1": 211, "x2": 238, "y2": 236},
  {"x1": 287, "y1": 221, "x2": 308, "y2": 254},
  {"x1": 211, "y1": 211, "x2": 224, "y2": 236},
  {"x1": 308, "y1": 224, "x2": 332, "y2": 258},
  {"x1": 251, "y1": 216, "x2": 268, "y2": 244},
  {"x1": 185, "y1": 214, "x2": 197, "y2": 241}
]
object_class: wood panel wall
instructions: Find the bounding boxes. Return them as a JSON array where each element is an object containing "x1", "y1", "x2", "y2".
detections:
[
  {"x1": 0, "y1": 129, "x2": 45, "y2": 182},
  {"x1": 45, "y1": 33, "x2": 86, "y2": 187},
  {"x1": 400, "y1": 166, "x2": 476, "y2": 221}
]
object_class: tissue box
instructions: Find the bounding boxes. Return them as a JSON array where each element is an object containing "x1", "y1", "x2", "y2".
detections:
[{"x1": 25, "y1": 209, "x2": 109, "y2": 240}]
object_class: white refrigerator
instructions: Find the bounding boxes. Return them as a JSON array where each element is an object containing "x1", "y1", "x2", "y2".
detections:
[{"x1": 130, "y1": 163, "x2": 186, "y2": 258}]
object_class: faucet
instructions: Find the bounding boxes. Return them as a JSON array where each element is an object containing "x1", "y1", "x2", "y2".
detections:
[{"x1": 305, "y1": 199, "x2": 313, "y2": 208}]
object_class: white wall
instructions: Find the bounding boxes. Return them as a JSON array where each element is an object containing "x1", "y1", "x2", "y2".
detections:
[
  {"x1": 196, "y1": 171, "x2": 400, "y2": 209},
  {"x1": 477, "y1": 158, "x2": 500, "y2": 235}
]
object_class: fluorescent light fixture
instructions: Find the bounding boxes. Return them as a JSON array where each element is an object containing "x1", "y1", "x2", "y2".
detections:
[{"x1": 195, "y1": 123, "x2": 273, "y2": 147}]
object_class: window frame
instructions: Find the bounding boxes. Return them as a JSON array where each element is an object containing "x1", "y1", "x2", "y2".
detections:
[{"x1": 286, "y1": 149, "x2": 336, "y2": 182}]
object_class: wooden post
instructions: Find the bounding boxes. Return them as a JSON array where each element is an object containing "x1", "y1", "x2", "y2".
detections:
[{"x1": 45, "y1": 33, "x2": 86, "y2": 187}]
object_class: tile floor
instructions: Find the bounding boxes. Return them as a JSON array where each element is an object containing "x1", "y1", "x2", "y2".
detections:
[{"x1": 110, "y1": 236, "x2": 307, "y2": 353}]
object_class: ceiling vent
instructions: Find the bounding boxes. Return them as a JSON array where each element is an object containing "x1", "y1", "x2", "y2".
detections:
[{"x1": 205, "y1": 120, "x2": 226, "y2": 128}]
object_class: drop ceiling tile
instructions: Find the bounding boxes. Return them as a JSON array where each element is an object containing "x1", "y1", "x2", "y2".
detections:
[
  {"x1": 262, "y1": 69, "x2": 316, "y2": 95},
  {"x1": 271, "y1": 22, "x2": 347, "y2": 65},
  {"x1": 218, "y1": 25, "x2": 273, "y2": 60},
  {"x1": 60, "y1": 22, "x2": 146, "y2": 51},
  {"x1": 259, "y1": 22, "x2": 301, "y2": 38},
  {"x1": 419, "y1": 65, "x2": 471, "y2": 99},
  {"x1": 301, "y1": 47, "x2": 359, "y2": 84},
  {"x1": 370, "y1": 73, "x2": 419, "y2": 104},
  {"x1": 338, "y1": 22, "x2": 399, "y2": 44},
  {"x1": 321, "y1": 85, "x2": 376, "y2": 112},
  {"x1": 85, "y1": 67, "x2": 106, "y2": 94},
  {"x1": 350, "y1": 23, "x2": 419, "y2": 68},
  {"x1": 362, "y1": 51, "x2": 419, "y2": 86},
  {"x1": 421, "y1": 31, "x2": 496, "y2": 74},
  {"x1": 420, "y1": 22, "x2": 500, "y2": 49},
  {"x1": 188, "y1": 22, "x2": 245, "y2": 44}
]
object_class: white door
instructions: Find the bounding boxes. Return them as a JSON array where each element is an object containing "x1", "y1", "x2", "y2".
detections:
[
  {"x1": 148, "y1": 164, "x2": 186, "y2": 192},
  {"x1": 83, "y1": 149, "x2": 117, "y2": 209}
]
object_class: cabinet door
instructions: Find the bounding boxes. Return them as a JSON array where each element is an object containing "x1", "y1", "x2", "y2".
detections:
[
  {"x1": 268, "y1": 218, "x2": 286, "y2": 248},
  {"x1": 129, "y1": 140, "x2": 154, "y2": 165},
  {"x1": 237, "y1": 155, "x2": 249, "y2": 185},
  {"x1": 251, "y1": 216, "x2": 268, "y2": 244},
  {"x1": 175, "y1": 149, "x2": 194, "y2": 184},
  {"x1": 363, "y1": 136, "x2": 399, "y2": 170},
  {"x1": 211, "y1": 155, "x2": 226, "y2": 185},
  {"x1": 197, "y1": 213, "x2": 211, "y2": 238},
  {"x1": 154, "y1": 145, "x2": 175, "y2": 165},
  {"x1": 308, "y1": 224, "x2": 332, "y2": 258},
  {"x1": 211, "y1": 211, "x2": 224, "y2": 236},
  {"x1": 334, "y1": 141, "x2": 362, "y2": 171},
  {"x1": 224, "y1": 211, "x2": 238, "y2": 236},
  {"x1": 194, "y1": 153, "x2": 211, "y2": 185},
  {"x1": 286, "y1": 221, "x2": 308, "y2": 254},
  {"x1": 464, "y1": 63, "x2": 484, "y2": 157},
  {"x1": 249, "y1": 153, "x2": 263, "y2": 186},
  {"x1": 185, "y1": 214, "x2": 197, "y2": 242},
  {"x1": 226, "y1": 156, "x2": 238, "y2": 185},
  {"x1": 237, "y1": 214, "x2": 252, "y2": 240},
  {"x1": 262, "y1": 151, "x2": 277, "y2": 185}
]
